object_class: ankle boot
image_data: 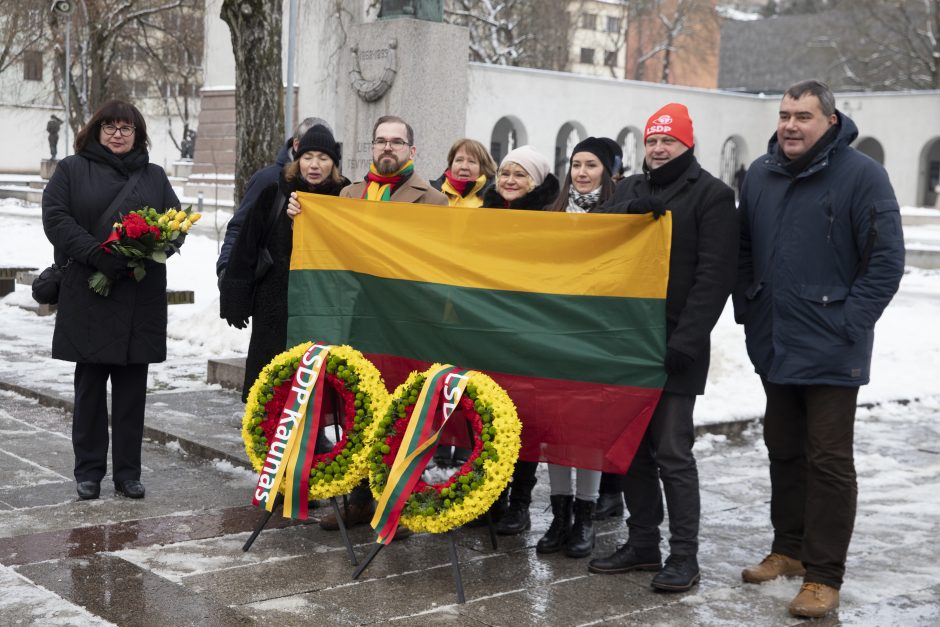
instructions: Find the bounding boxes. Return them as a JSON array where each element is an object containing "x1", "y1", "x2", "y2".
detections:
[
  {"x1": 565, "y1": 499, "x2": 596, "y2": 557},
  {"x1": 593, "y1": 492, "x2": 625, "y2": 519},
  {"x1": 495, "y1": 499, "x2": 531, "y2": 535},
  {"x1": 536, "y1": 495, "x2": 573, "y2": 554}
]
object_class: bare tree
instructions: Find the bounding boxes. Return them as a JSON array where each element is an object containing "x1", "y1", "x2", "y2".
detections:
[
  {"x1": 444, "y1": 0, "x2": 572, "y2": 70},
  {"x1": 0, "y1": 1, "x2": 48, "y2": 77},
  {"x1": 220, "y1": 0, "x2": 284, "y2": 205},
  {"x1": 626, "y1": 0, "x2": 719, "y2": 85},
  {"x1": 823, "y1": 0, "x2": 939, "y2": 90},
  {"x1": 132, "y1": 3, "x2": 205, "y2": 155}
]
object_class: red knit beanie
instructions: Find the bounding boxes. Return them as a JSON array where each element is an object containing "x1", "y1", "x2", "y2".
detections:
[{"x1": 645, "y1": 103, "x2": 694, "y2": 148}]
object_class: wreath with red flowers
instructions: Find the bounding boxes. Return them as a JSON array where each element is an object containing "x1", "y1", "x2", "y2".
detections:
[
  {"x1": 242, "y1": 343, "x2": 389, "y2": 499},
  {"x1": 368, "y1": 367, "x2": 521, "y2": 534}
]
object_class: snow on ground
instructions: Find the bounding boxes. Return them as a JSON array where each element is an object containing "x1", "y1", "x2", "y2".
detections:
[{"x1": 1, "y1": 198, "x2": 936, "y2": 425}]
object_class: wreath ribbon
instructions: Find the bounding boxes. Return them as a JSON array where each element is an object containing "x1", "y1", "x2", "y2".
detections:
[
  {"x1": 372, "y1": 364, "x2": 473, "y2": 543},
  {"x1": 251, "y1": 342, "x2": 332, "y2": 519}
]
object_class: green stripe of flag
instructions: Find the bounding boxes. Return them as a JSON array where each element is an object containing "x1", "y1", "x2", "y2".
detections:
[{"x1": 288, "y1": 270, "x2": 666, "y2": 389}]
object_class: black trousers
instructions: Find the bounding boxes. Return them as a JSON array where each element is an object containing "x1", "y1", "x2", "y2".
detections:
[
  {"x1": 72, "y1": 362, "x2": 149, "y2": 484},
  {"x1": 762, "y1": 379, "x2": 859, "y2": 589},
  {"x1": 623, "y1": 392, "x2": 699, "y2": 556}
]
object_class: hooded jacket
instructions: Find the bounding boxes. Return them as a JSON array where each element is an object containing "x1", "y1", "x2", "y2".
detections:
[{"x1": 733, "y1": 112, "x2": 905, "y2": 386}]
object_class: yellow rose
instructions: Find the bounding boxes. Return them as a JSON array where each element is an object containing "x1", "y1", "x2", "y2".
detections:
[
  {"x1": 188, "y1": 212, "x2": 202, "y2": 223},
  {"x1": 180, "y1": 219, "x2": 192, "y2": 233},
  {"x1": 169, "y1": 221, "x2": 180, "y2": 232}
]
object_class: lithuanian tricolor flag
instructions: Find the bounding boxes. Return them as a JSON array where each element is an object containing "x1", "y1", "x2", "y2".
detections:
[{"x1": 288, "y1": 194, "x2": 671, "y2": 473}]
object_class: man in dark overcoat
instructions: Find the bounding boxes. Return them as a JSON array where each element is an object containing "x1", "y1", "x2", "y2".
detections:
[{"x1": 588, "y1": 102, "x2": 738, "y2": 592}]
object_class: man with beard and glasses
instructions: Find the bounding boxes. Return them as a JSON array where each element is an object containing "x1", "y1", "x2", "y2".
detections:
[
  {"x1": 311, "y1": 115, "x2": 445, "y2": 534},
  {"x1": 340, "y1": 115, "x2": 447, "y2": 205}
]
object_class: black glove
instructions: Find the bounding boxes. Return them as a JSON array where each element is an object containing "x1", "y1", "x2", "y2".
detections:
[
  {"x1": 226, "y1": 316, "x2": 250, "y2": 330},
  {"x1": 664, "y1": 348, "x2": 694, "y2": 376},
  {"x1": 90, "y1": 249, "x2": 128, "y2": 280},
  {"x1": 630, "y1": 196, "x2": 667, "y2": 220},
  {"x1": 219, "y1": 275, "x2": 253, "y2": 330}
]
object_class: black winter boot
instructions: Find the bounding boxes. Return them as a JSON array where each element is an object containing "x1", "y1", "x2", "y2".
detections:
[
  {"x1": 495, "y1": 499, "x2": 531, "y2": 535},
  {"x1": 536, "y1": 495, "x2": 573, "y2": 553},
  {"x1": 593, "y1": 491, "x2": 625, "y2": 519},
  {"x1": 565, "y1": 499, "x2": 596, "y2": 557}
]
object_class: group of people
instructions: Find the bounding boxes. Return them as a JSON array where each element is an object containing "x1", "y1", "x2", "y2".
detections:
[{"x1": 42, "y1": 77, "x2": 904, "y2": 620}]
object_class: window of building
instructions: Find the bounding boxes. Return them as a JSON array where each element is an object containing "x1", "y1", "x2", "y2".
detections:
[
  {"x1": 580, "y1": 13, "x2": 597, "y2": 30},
  {"x1": 606, "y1": 16, "x2": 621, "y2": 33},
  {"x1": 604, "y1": 50, "x2": 618, "y2": 67},
  {"x1": 580, "y1": 47, "x2": 595, "y2": 64},
  {"x1": 23, "y1": 51, "x2": 42, "y2": 81}
]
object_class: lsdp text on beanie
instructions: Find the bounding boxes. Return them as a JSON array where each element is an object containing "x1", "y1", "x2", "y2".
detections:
[{"x1": 645, "y1": 103, "x2": 694, "y2": 148}]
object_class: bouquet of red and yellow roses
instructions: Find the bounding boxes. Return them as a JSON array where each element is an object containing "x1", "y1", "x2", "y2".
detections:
[{"x1": 88, "y1": 206, "x2": 201, "y2": 297}]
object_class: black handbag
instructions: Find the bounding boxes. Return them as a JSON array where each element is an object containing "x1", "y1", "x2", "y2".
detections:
[
  {"x1": 31, "y1": 261, "x2": 70, "y2": 305},
  {"x1": 33, "y1": 168, "x2": 144, "y2": 305}
]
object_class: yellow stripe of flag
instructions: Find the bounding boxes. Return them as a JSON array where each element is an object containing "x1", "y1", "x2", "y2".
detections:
[{"x1": 292, "y1": 194, "x2": 671, "y2": 300}]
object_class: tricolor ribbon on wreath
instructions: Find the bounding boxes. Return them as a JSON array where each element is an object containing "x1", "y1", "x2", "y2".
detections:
[
  {"x1": 371, "y1": 364, "x2": 473, "y2": 544},
  {"x1": 251, "y1": 342, "x2": 333, "y2": 520}
]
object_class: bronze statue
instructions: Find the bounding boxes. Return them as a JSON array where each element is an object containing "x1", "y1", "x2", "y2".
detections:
[
  {"x1": 46, "y1": 115, "x2": 63, "y2": 160},
  {"x1": 378, "y1": 0, "x2": 442, "y2": 22}
]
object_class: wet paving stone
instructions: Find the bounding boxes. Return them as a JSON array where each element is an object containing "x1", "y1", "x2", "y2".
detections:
[
  {"x1": 0, "y1": 505, "x2": 307, "y2": 567},
  {"x1": 16, "y1": 554, "x2": 255, "y2": 626}
]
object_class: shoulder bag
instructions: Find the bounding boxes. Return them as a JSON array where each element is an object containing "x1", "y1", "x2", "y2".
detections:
[{"x1": 33, "y1": 168, "x2": 144, "y2": 305}]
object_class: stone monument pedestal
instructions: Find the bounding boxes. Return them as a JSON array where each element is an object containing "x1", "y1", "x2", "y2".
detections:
[
  {"x1": 338, "y1": 19, "x2": 469, "y2": 182},
  {"x1": 40, "y1": 159, "x2": 59, "y2": 180}
]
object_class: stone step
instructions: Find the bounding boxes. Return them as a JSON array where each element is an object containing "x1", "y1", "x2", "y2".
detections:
[{"x1": 207, "y1": 356, "x2": 246, "y2": 391}]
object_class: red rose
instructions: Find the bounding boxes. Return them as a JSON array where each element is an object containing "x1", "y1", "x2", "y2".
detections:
[{"x1": 122, "y1": 213, "x2": 151, "y2": 239}]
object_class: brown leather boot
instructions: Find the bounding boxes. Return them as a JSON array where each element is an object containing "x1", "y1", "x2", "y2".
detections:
[
  {"x1": 788, "y1": 582, "x2": 839, "y2": 618},
  {"x1": 741, "y1": 552, "x2": 806, "y2": 583}
]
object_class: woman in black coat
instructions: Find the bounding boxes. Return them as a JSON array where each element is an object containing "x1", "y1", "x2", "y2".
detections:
[
  {"x1": 220, "y1": 125, "x2": 349, "y2": 402},
  {"x1": 42, "y1": 99, "x2": 180, "y2": 501}
]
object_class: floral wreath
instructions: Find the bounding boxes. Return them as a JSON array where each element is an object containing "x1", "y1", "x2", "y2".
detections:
[
  {"x1": 368, "y1": 366, "x2": 521, "y2": 534},
  {"x1": 242, "y1": 343, "x2": 389, "y2": 499}
]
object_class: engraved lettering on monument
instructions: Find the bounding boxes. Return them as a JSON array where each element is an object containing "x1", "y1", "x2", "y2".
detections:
[{"x1": 349, "y1": 38, "x2": 398, "y2": 103}]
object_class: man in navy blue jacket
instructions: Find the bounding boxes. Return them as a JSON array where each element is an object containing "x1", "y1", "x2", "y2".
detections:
[
  {"x1": 734, "y1": 80, "x2": 905, "y2": 619},
  {"x1": 216, "y1": 117, "x2": 332, "y2": 281}
]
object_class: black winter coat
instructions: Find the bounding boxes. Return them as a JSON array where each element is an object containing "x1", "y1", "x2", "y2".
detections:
[
  {"x1": 481, "y1": 174, "x2": 560, "y2": 210},
  {"x1": 42, "y1": 142, "x2": 180, "y2": 364},
  {"x1": 597, "y1": 155, "x2": 738, "y2": 395},
  {"x1": 220, "y1": 173, "x2": 349, "y2": 402}
]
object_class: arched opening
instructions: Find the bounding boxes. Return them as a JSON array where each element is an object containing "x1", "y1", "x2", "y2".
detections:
[
  {"x1": 919, "y1": 137, "x2": 940, "y2": 207},
  {"x1": 719, "y1": 135, "x2": 749, "y2": 197},
  {"x1": 855, "y1": 137, "x2": 885, "y2": 165},
  {"x1": 554, "y1": 121, "x2": 587, "y2": 179},
  {"x1": 490, "y1": 116, "x2": 528, "y2": 165},
  {"x1": 616, "y1": 126, "x2": 642, "y2": 178}
]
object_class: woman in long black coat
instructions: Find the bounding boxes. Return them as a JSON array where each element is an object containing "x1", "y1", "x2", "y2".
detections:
[
  {"x1": 42, "y1": 99, "x2": 180, "y2": 501},
  {"x1": 220, "y1": 125, "x2": 349, "y2": 401}
]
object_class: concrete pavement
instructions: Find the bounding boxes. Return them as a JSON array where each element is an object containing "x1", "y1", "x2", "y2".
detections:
[{"x1": 0, "y1": 367, "x2": 938, "y2": 625}]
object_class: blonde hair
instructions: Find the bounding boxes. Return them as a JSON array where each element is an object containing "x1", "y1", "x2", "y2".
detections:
[{"x1": 497, "y1": 161, "x2": 536, "y2": 194}]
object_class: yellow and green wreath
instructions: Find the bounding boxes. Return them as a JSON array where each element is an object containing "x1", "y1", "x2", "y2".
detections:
[
  {"x1": 242, "y1": 343, "x2": 389, "y2": 499},
  {"x1": 368, "y1": 367, "x2": 521, "y2": 534}
]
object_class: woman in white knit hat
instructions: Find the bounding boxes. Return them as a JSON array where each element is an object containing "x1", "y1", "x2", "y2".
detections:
[{"x1": 482, "y1": 145, "x2": 559, "y2": 211}]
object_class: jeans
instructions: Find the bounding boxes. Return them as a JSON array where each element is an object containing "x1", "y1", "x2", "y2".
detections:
[
  {"x1": 762, "y1": 379, "x2": 859, "y2": 589},
  {"x1": 623, "y1": 392, "x2": 699, "y2": 556}
]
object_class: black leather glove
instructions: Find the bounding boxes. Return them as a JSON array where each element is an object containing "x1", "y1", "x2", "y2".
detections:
[
  {"x1": 630, "y1": 196, "x2": 667, "y2": 220},
  {"x1": 664, "y1": 348, "x2": 694, "y2": 376},
  {"x1": 90, "y1": 249, "x2": 128, "y2": 280}
]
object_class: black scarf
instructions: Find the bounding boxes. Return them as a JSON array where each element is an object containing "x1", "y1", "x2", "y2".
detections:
[
  {"x1": 80, "y1": 140, "x2": 149, "y2": 176},
  {"x1": 780, "y1": 123, "x2": 840, "y2": 177},
  {"x1": 279, "y1": 171, "x2": 350, "y2": 197},
  {"x1": 644, "y1": 147, "x2": 695, "y2": 189}
]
